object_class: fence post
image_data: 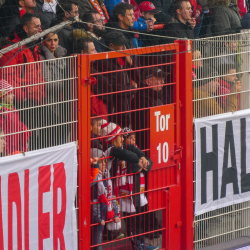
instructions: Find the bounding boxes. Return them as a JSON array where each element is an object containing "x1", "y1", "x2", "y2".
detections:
[
  {"x1": 175, "y1": 40, "x2": 194, "y2": 250},
  {"x1": 78, "y1": 54, "x2": 91, "y2": 249}
]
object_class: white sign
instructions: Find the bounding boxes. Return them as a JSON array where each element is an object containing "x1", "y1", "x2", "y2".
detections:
[
  {"x1": 0, "y1": 143, "x2": 77, "y2": 250},
  {"x1": 195, "y1": 110, "x2": 250, "y2": 216}
]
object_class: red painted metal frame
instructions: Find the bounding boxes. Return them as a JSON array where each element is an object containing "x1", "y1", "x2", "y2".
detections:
[
  {"x1": 78, "y1": 43, "x2": 193, "y2": 250},
  {"x1": 78, "y1": 54, "x2": 91, "y2": 249},
  {"x1": 176, "y1": 40, "x2": 194, "y2": 250}
]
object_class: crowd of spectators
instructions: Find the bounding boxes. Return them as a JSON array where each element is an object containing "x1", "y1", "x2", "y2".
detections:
[{"x1": 0, "y1": 0, "x2": 246, "y2": 249}]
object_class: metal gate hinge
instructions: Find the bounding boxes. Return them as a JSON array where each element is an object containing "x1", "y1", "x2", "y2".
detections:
[
  {"x1": 172, "y1": 146, "x2": 183, "y2": 160},
  {"x1": 176, "y1": 221, "x2": 182, "y2": 228}
]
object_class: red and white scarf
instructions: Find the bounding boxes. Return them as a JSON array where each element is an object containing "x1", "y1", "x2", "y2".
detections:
[
  {"x1": 106, "y1": 146, "x2": 147, "y2": 213},
  {"x1": 97, "y1": 170, "x2": 115, "y2": 220}
]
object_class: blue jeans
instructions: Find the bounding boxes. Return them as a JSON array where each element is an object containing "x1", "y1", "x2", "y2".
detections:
[{"x1": 93, "y1": 229, "x2": 103, "y2": 250}]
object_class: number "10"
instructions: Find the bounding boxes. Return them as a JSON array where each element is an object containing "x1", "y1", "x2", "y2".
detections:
[{"x1": 156, "y1": 142, "x2": 169, "y2": 164}]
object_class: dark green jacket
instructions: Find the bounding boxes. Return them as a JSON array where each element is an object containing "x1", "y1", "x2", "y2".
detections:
[{"x1": 210, "y1": 1, "x2": 241, "y2": 36}]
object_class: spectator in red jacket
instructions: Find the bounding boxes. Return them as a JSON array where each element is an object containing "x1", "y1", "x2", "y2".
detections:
[
  {"x1": 0, "y1": 79, "x2": 31, "y2": 156},
  {"x1": 0, "y1": 13, "x2": 47, "y2": 150},
  {"x1": 0, "y1": 12, "x2": 44, "y2": 105}
]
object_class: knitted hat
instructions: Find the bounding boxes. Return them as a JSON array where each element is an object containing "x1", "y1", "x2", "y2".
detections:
[
  {"x1": 101, "y1": 122, "x2": 122, "y2": 142},
  {"x1": 100, "y1": 119, "x2": 108, "y2": 126},
  {"x1": 122, "y1": 127, "x2": 135, "y2": 140},
  {"x1": 0, "y1": 79, "x2": 13, "y2": 99},
  {"x1": 91, "y1": 148, "x2": 104, "y2": 159}
]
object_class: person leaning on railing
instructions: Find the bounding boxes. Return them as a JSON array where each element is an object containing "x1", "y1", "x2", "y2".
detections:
[
  {"x1": 100, "y1": 122, "x2": 159, "y2": 250},
  {"x1": 193, "y1": 66, "x2": 237, "y2": 118}
]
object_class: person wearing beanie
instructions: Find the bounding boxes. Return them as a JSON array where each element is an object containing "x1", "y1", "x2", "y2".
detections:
[
  {"x1": 122, "y1": 127, "x2": 136, "y2": 146},
  {"x1": 101, "y1": 122, "x2": 159, "y2": 250},
  {"x1": 90, "y1": 148, "x2": 121, "y2": 249},
  {"x1": 0, "y1": 79, "x2": 31, "y2": 155},
  {"x1": 193, "y1": 66, "x2": 237, "y2": 118}
]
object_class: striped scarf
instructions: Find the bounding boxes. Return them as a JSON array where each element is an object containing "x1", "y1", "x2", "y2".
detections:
[{"x1": 89, "y1": 0, "x2": 109, "y2": 23}]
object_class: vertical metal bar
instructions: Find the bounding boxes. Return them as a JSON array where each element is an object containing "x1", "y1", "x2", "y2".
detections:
[
  {"x1": 176, "y1": 40, "x2": 194, "y2": 250},
  {"x1": 78, "y1": 54, "x2": 91, "y2": 249}
]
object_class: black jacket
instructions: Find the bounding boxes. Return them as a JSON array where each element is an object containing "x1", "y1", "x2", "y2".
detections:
[
  {"x1": 93, "y1": 57, "x2": 136, "y2": 127},
  {"x1": 130, "y1": 157, "x2": 153, "y2": 206},
  {"x1": 150, "y1": 0, "x2": 175, "y2": 23},
  {"x1": 105, "y1": 18, "x2": 141, "y2": 84},
  {"x1": 91, "y1": 132, "x2": 103, "y2": 150},
  {"x1": 131, "y1": 89, "x2": 162, "y2": 150},
  {"x1": 34, "y1": 0, "x2": 56, "y2": 30},
  {"x1": 138, "y1": 16, "x2": 162, "y2": 47},
  {"x1": 0, "y1": 0, "x2": 20, "y2": 38},
  {"x1": 109, "y1": 145, "x2": 145, "y2": 176},
  {"x1": 161, "y1": 17, "x2": 194, "y2": 44},
  {"x1": 57, "y1": 26, "x2": 74, "y2": 56}
]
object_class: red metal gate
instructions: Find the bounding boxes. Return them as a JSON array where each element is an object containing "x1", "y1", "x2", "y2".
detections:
[{"x1": 78, "y1": 41, "x2": 193, "y2": 250}]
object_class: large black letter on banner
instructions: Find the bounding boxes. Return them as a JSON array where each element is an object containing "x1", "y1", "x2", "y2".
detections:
[
  {"x1": 221, "y1": 121, "x2": 239, "y2": 198},
  {"x1": 201, "y1": 125, "x2": 218, "y2": 204},
  {"x1": 241, "y1": 118, "x2": 250, "y2": 193}
]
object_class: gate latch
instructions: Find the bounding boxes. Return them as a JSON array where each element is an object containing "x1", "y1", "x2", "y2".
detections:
[
  {"x1": 176, "y1": 221, "x2": 182, "y2": 228},
  {"x1": 172, "y1": 146, "x2": 183, "y2": 161}
]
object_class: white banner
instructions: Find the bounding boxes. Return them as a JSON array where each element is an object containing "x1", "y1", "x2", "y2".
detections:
[
  {"x1": 195, "y1": 110, "x2": 250, "y2": 216},
  {"x1": 0, "y1": 142, "x2": 77, "y2": 250}
]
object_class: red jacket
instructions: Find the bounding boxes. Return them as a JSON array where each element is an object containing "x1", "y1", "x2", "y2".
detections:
[
  {"x1": 0, "y1": 37, "x2": 45, "y2": 104},
  {"x1": 91, "y1": 92, "x2": 108, "y2": 121},
  {"x1": 215, "y1": 79, "x2": 240, "y2": 110},
  {"x1": 0, "y1": 105, "x2": 31, "y2": 155}
]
